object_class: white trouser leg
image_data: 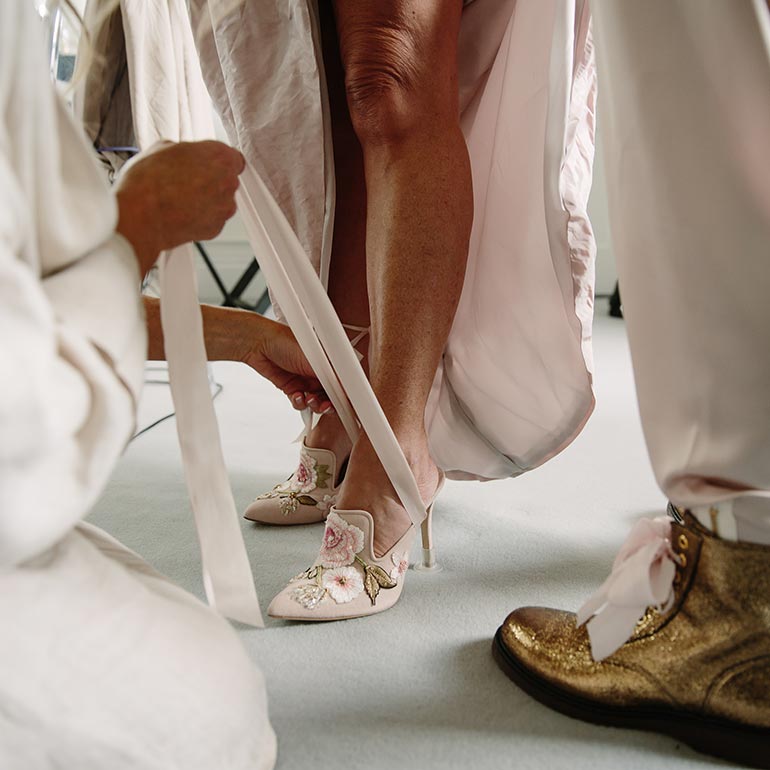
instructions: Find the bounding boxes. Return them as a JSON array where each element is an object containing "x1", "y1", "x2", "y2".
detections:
[
  {"x1": 591, "y1": 1, "x2": 770, "y2": 536},
  {"x1": 0, "y1": 524, "x2": 277, "y2": 770}
]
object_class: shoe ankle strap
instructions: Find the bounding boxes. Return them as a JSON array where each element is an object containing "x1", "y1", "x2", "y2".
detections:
[{"x1": 342, "y1": 324, "x2": 370, "y2": 362}]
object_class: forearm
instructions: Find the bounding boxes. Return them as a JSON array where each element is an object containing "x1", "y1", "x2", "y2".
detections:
[{"x1": 144, "y1": 296, "x2": 262, "y2": 362}]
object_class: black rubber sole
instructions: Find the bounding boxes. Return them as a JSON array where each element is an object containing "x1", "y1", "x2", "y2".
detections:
[{"x1": 492, "y1": 627, "x2": 770, "y2": 769}]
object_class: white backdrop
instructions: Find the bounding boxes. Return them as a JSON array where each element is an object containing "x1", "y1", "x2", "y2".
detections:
[{"x1": 588, "y1": 122, "x2": 618, "y2": 296}]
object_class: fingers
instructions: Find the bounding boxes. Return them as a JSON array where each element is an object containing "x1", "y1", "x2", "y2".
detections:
[
  {"x1": 290, "y1": 391, "x2": 333, "y2": 415},
  {"x1": 306, "y1": 394, "x2": 321, "y2": 413},
  {"x1": 232, "y1": 148, "x2": 246, "y2": 174},
  {"x1": 281, "y1": 376, "x2": 331, "y2": 414},
  {"x1": 196, "y1": 140, "x2": 245, "y2": 174},
  {"x1": 305, "y1": 393, "x2": 333, "y2": 414}
]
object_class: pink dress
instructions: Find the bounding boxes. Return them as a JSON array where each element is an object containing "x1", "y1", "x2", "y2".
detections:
[{"x1": 194, "y1": 0, "x2": 597, "y2": 482}]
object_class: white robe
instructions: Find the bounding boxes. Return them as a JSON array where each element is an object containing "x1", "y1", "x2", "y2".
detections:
[{"x1": 0, "y1": 3, "x2": 275, "y2": 767}]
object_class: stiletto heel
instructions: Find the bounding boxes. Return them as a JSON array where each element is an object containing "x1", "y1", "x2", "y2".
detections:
[{"x1": 414, "y1": 505, "x2": 442, "y2": 573}]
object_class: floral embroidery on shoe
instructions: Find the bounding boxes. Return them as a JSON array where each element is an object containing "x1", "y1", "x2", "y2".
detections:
[
  {"x1": 319, "y1": 512, "x2": 365, "y2": 568},
  {"x1": 290, "y1": 566, "x2": 319, "y2": 583},
  {"x1": 390, "y1": 551, "x2": 409, "y2": 582},
  {"x1": 360, "y1": 560, "x2": 397, "y2": 605},
  {"x1": 279, "y1": 495, "x2": 302, "y2": 516},
  {"x1": 321, "y1": 566, "x2": 364, "y2": 603},
  {"x1": 317, "y1": 494, "x2": 337, "y2": 515},
  {"x1": 289, "y1": 515, "x2": 402, "y2": 610},
  {"x1": 255, "y1": 448, "x2": 335, "y2": 517},
  {"x1": 291, "y1": 584, "x2": 327, "y2": 610},
  {"x1": 291, "y1": 448, "x2": 319, "y2": 493}
]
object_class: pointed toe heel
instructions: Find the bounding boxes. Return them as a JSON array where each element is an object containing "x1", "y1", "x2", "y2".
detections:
[
  {"x1": 268, "y1": 476, "x2": 444, "y2": 621},
  {"x1": 243, "y1": 442, "x2": 348, "y2": 525}
]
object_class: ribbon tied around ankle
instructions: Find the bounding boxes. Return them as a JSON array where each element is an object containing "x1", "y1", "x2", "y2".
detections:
[{"x1": 577, "y1": 517, "x2": 681, "y2": 662}]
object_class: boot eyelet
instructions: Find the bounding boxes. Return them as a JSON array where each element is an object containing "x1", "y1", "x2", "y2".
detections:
[
  {"x1": 678, "y1": 533, "x2": 689, "y2": 550},
  {"x1": 678, "y1": 552, "x2": 688, "y2": 568}
]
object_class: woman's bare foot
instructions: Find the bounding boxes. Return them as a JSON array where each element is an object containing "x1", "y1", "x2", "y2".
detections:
[{"x1": 335, "y1": 433, "x2": 440, "y2": 556}]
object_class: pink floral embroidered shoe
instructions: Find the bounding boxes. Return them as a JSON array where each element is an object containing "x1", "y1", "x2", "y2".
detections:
[
  {"x1": 244, "y1": 324, "x2": 368, "y2": 526},
  {"x1": 243, "y1": 442, "x2": 347, "y2": 525},
  {"x1": 267, "y1": 487, "x2": 441, "y2": 621}
]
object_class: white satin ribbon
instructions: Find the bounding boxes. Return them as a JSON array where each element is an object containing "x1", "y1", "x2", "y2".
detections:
[
  {"x1": 292, "y1": 408, "x2": 316, "y2": 445},
  {"x1": 117, "y1": 0, "x2": 265, "y2": 626},
  {"x1": 159, "y1": 245, "x2": 263, "y2": 627},
  {"x1": 577, "y1": 516, "x2": 680, "y2": 661}
]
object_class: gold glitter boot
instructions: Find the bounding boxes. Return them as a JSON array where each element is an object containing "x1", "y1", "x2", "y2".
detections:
[{"x1": 493, "y1": 512, "x2": 770, "y2": 768}]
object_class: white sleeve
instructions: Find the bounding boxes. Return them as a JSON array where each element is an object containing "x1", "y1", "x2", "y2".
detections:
[
  {"x1": 0, "y1": 210, "x2": 147, "y2": 571},
  {"x1": 0, "y1": 1, "x2": 147, "y2": 569}
]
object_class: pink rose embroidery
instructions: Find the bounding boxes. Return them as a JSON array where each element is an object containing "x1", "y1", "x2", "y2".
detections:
[
  {"x1": 291, "y1": 448, "x2": 318, "y2": 494},
  {"x1": 319, "y1": 512, "x2": 364, "y2": 568}
]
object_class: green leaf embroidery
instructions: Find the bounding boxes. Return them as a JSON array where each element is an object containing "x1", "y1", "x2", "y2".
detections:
[
  {"x1": 314, "y1": 464, "x2": 332, "y2": 489},
  {"x1": 368, "y1": 564, "x2": 397, "y2": 589},
  {"x1": 361, "y1": 563, "x2": 398, "y2": 605},
  {"x1": 296, "y1": 495, "x2": 318, "y2": 506},
  {"x1": 291, "y1": 565, "x2": 320, "y2": 583},
  {"x1": 364, "y1": 569, "x2": 380, "y2": 605}
]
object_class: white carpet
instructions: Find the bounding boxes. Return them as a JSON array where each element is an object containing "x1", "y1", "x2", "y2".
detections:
[{"x1": 88, "y1": 316, "x2": 724, "y2": 770}]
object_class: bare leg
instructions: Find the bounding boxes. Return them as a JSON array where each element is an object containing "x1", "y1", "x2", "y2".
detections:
[
  {"x1": 303, "y1": 6, "x2": 369, "y2": 466},
  {"x1": 332, "y1": 0, "x2": 473, "y2": 554}
]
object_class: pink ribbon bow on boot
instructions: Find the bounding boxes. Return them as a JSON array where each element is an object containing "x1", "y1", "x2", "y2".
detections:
[{"x1": 577, "y1": 516, "x2": 682, "y2": 661}]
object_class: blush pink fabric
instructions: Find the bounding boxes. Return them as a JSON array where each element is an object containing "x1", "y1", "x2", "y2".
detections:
[{"x1": 577, "y1": 517, "x2": 679, "y2": 661}]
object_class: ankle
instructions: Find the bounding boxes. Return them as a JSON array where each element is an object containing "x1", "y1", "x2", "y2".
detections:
[
  {"x1": 350, "y1": 431, "x2": 433, "y2": 470},
  {"x1": 345, "y1": 434, "x2": 439, "y2": 508},
  {"x1": 307, "y1": 413, "x2": 354, "y2": 460}
]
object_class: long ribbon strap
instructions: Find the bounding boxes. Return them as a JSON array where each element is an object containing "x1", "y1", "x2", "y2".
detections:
[
  {"x1": 576, "y1": 516, "x2": 678, "y2": 661},
  {"x1": 159, "y1": 245, "x2": 263, "y2": 627}
]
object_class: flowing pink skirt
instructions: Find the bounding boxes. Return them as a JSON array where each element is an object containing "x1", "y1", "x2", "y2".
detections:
[{"x1": 195, "y1": 0, "x2": 597, "y2": 481}]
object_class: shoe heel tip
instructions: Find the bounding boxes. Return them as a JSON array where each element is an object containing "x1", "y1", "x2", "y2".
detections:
[
  {"x1": 414, "y1": 549, "x2": 442, "y2": 573},
  {"x1": 414, "y1": 562, "x2": 443, "y2": 573}
]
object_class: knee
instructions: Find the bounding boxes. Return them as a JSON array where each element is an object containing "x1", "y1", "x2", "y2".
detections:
[{"x1": 343, "y1": 26, "x2": 436, "y2": 146}]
